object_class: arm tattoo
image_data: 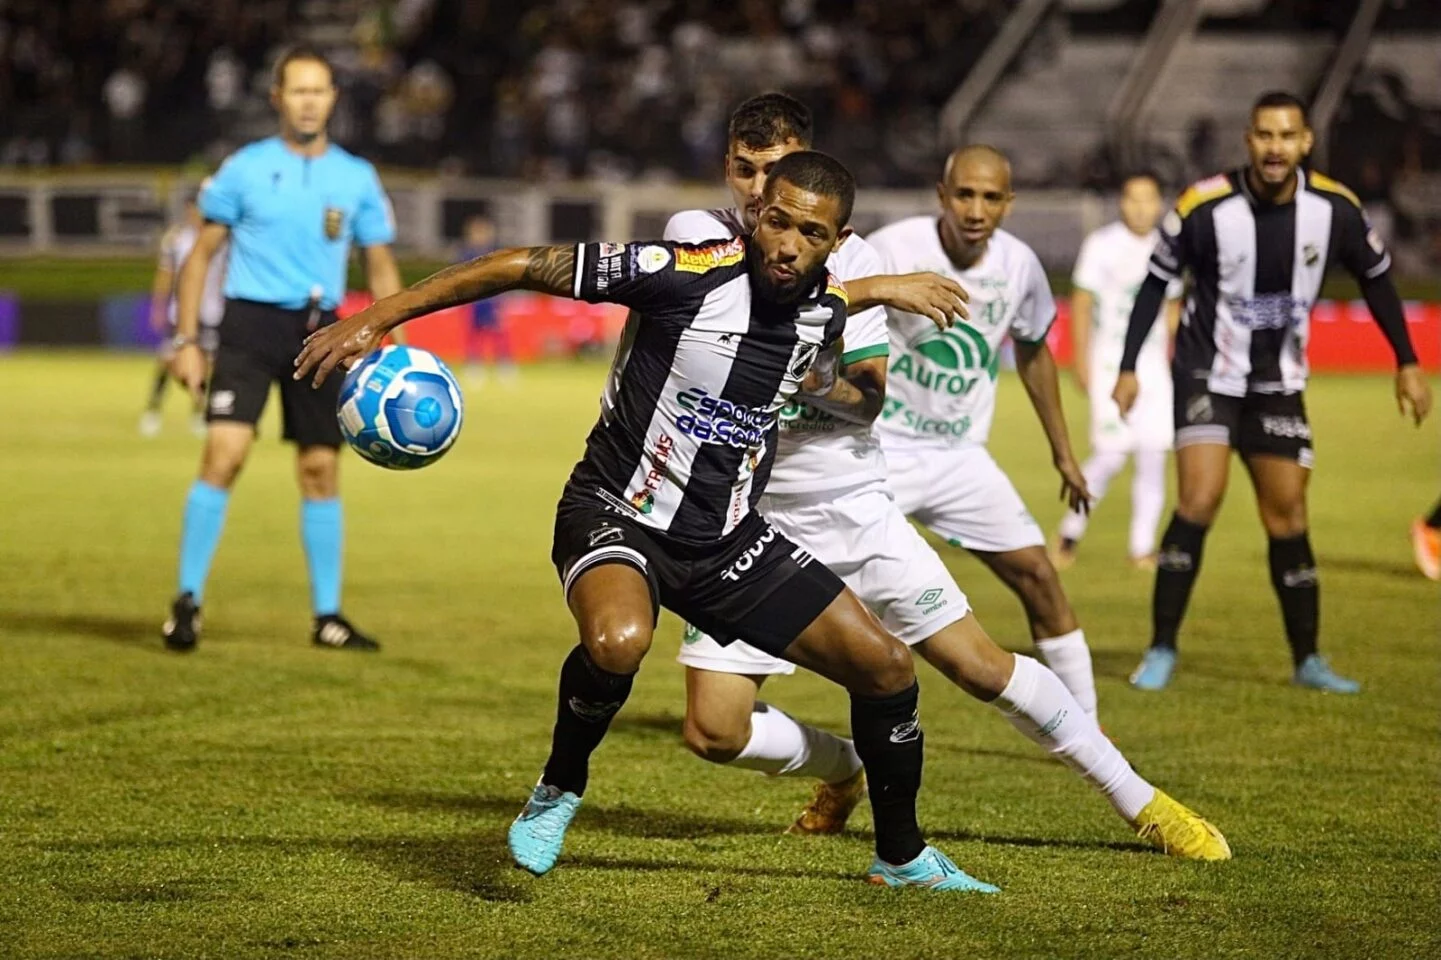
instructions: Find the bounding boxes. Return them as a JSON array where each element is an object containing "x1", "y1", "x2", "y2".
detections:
[{"x1": 520, "y1": 245, "x2": 576, "y2": 295}]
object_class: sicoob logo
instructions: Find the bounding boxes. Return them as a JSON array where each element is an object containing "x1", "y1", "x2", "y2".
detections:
[{"x1": 675, "y1": 387, "x2": 774, "y2": 448}]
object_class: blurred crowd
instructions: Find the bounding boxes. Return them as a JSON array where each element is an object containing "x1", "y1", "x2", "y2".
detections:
[{"x1": 0, "y1": 0, "x2": 1007, "y2": 184}]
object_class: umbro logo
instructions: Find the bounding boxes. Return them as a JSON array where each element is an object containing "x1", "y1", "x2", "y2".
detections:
[
  {"x1": 316, "y1": 622, "x2": 351, "y2": 647},
  {"x1": 889, "y1": 712, "x2": 921, "y2": 744}
]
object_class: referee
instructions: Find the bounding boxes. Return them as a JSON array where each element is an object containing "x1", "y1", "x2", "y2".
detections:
[
  {"x1": 163, "y1": 46, "x2": 402, "y2": 652},
  {"x1": 1114, "y1": 91, "x2": 1432, "y2": 693}
]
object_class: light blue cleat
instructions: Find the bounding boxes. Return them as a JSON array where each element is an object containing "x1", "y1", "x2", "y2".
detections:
[
  {"x1": 508, "y1": 783, "x2": 582, "y2": 875},
  {"x1": 1293, "y1": 654, "x2": 1360, "y2": 694},
  {"x1": 867, "y1": 845, "x2": 1000, "y2": 893},
  {"x1": 1130, "y1": 647, "x2": 1177, "y2": 691}
]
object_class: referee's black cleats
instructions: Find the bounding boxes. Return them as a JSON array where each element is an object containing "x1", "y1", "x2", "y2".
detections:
[
  {"x1": 162, "y1": 592, "x2": 201, "y2": 652},
  {"x1": 312, "y1": 614, "x2": 380, "y2": 652}
]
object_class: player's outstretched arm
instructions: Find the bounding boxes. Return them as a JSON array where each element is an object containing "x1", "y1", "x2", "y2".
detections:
[
  {"x1": 1015, "y1": 338, "x2": 1091, "y2": 513},
  {"x1": 847, "y1": 272, "x2": 968, "y2": 329},
  {"x1": 799, "y1": 349, "x2": 886, "y2": 425},
  {"x1": 294, "y1": 245, "x2": 576, "y2": 386}
]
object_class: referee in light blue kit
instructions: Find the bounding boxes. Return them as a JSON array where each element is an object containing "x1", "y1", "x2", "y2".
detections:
[{"x1": 163, "y1": 46, "x2": 402, "y2": 652}]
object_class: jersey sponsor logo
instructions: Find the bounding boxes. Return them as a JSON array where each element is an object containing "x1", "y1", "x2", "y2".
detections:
[
  {"x1": 778, "y1": 399, "x2": 837, "y2": 432},
  {"x1": 905, "y1": 322, "x2": 999, "y2": 379},
  {"x1": 881, "y1": 397, "x2": 972, "y2": 438},
  {"x1": 628, "y1": 432, "x2": 675, "y2": 515},
  {"x1": 719, "y1": 524, "x2": 778, "y2": 582},
  {"x1": 637, "y1": 245, "x2": 671, "y2": 273},
  {"x1": 674, "y1": 238, "x2": 744, "y2": 274},
  {"x1": 674, "y1": 387, "x2": 774, "y2": 448},
  {"x1": 891, "y1": 353, "x2": 986, "y2": 397},
  {"x1": 1227, "y1": 293, "x2": 1302, "y2": 331}
]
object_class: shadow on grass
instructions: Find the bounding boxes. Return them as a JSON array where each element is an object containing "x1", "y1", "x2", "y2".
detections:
[
  {"x1": 1321, "y1": 554, "x2": 1419, "y2": 579},
  {"x1": 608, "y1": 710, "x2": 685, "y2": 741},
  {"x1": 363, "y1": 791, "x2": 779, "y2": 839},
  {"x1": 0, "y1": 610, "x2": 168, "y2": 653},
  {"x1": 343, "y1": 832, "x2": 533, "y2": 903}
]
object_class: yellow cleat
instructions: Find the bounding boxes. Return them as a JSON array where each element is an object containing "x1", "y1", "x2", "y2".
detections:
[
  {"x1": 1134, "y1": 790, "x2": 1232, "y2": 861},
  {"x1": 786, "y1": 769, "x2": 866, "y2": 835}
]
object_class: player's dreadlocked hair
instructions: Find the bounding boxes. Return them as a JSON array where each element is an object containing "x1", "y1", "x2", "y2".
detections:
[
  {"x1": 728, "y1": 92, "x2": 814, "y2": 150},
  {"x1": 1252, "y1": 91, "x2": 1309, "y2": 125},
  {"x1": 764, "y1": 151, "x2": 856, "y2": 229}
]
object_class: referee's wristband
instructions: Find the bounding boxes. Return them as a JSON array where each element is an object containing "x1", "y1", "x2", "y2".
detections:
[{"x1": 170, "y1": 335, "x2": 201, "y2": 350}]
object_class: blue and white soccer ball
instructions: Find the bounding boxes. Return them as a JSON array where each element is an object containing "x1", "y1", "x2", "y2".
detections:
[{"x1": 337, "y1": 345, "x2": 464, "y2": 470}]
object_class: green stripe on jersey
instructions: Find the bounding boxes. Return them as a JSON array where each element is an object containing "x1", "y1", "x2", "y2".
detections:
[{"x1": 842, "y1": 343, "x2": 889, "y2": 364}]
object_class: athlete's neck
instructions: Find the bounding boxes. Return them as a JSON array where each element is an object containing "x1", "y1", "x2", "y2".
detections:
[
  {"x1": 1244, "y1": 166, "x2": 1299, "y2": 205},
  {"x1": 937, "y1": 219, "x2": 986, "y2": 271},
  {"x1": 280, "y1": 129, "x2": 329, "y2": 158}
]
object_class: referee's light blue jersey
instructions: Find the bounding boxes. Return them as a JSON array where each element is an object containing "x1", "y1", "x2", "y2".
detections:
[{"x1": 199, "y1": 136, "x2": 396, "y2": 311}]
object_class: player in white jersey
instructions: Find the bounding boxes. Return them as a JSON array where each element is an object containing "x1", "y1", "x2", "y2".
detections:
[
  {"x1": 867, "y1": 145, "x2": 1101, "y2": 719},
  {"x1": 669, "y1": 97, "x2": 1230, "y2": 861},
  {"x1": 141, "y1": 194, "x2": 227, "y2": 437},
  {"x1": 1052, "y1": 172, "x2": 1182, "y2": 570}
]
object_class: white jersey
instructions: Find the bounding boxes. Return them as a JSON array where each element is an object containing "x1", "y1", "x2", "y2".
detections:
[
  {"x1": 664, "y1": 208, "x2": 890, "y2": 496},
  {"x1": 1072, "y1": 221, "x2": 1179, "y2": 390},
  {"x1": 866, "y1": 218, "x2": 1054, "y2": 449},
  {"x1": 160, "y1": 224, "x2": 227, "y2": 328}
]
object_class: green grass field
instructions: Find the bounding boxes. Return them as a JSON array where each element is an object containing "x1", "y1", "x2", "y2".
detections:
[{"x1": 1, "y1": 353, "x2": 1437, "y2": 959}]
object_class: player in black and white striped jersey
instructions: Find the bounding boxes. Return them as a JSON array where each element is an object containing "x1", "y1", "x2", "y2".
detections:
[
  {"x1": 294, "y1": 151, "x2": 996, "y2": 892},
  {"x1": 1116, "y1": 91, "x2": 1433, "y2": 693}
]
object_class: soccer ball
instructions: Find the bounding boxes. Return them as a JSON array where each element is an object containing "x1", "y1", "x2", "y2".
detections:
[{"x1": 337, "y1": 345, "x2": 464, "y2": 470}]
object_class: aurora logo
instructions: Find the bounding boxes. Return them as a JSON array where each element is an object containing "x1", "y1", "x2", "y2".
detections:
[{"x1": 911, "y1": 324, "x2": 1000, "y2": 379}]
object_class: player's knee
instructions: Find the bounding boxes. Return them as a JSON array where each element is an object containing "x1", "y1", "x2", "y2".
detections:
[
  {"x1": 1176, "y1": 491, "x2": 1222, "y2": 527},
  {"x1": 681, "y1": 710, "x2": 749, "y2": 764},
  {"x1": 1260, "y1": 501, "x2": 1307, "y2": 538},
  {"x1": 296, "y1": 449, "x2": 340, "y2": 499},
  {"x1": 583, "y1": 619, "x2": 652, "y2": 674},
  {"x1": 848, "y1": 629, "x2": 915, "y2": 697},
  {"x1": 199, "y1": 449, "x2": 246, "y2": 488},
  {"x1": 1010, "y1": 552, "x2": 1066, "y2": 609}
]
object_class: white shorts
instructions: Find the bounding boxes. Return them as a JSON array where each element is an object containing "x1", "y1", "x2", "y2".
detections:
[
  {"x1": 676, "y1": 481, "x2": 971, "y2": 676},
  {"x1": 1089, "y1": 382, "x2": 1173, "y2": 455},
  {"x1": 884, "y1": 443, "x2": 1045, "y2": 553}
]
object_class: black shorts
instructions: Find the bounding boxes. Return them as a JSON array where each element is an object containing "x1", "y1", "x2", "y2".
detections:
[
  {"x1": 1174, "y1": 373, "x2": 1314, "y2": 467},
  {"x1": 207, "y1": 299, "x2": 344, "y2": 447},
  {"x1": 551, "y1": 484, "x2": 846, "y2": 659}
]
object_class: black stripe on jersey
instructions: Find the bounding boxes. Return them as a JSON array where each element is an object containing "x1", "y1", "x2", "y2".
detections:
[
  {"x1": 669, "y1": 295, "x2": 803, "y2": 537},
  {"x1": 1249, "y1": 197, "x2": 1298, "y2": 385}
]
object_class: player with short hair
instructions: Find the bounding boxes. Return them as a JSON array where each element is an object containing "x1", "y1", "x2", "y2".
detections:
[
  {"x1": 298, "y1": 151, "x2": 1004, "y2": 892},
  {"x1": 867, "y1": 146, "x2": 1101, "y2": 715},
  {"x1": 666, "y1": 97, "x2": 1229, "y2": 861},
  {"x1": 1052, "y1": 172, "x2": 1183, "y2": 570},
  {"x1": 1116, "y1": 91, "x2": 1432, "y2": 692},
  {"x1": 140, "y1": 193, "x2": 226, "y2": 438},
  {"x1": 163, "y1": 46, "x2": 402, "y2": 652}
]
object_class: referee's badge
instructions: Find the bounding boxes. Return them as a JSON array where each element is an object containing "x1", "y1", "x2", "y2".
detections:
[{"x1": 323, "y1": 206, "x2": 344, "y2": 240}]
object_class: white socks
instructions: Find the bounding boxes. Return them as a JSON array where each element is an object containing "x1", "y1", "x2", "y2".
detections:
[
  {"x1": 1057, "y1": 450, "x2": 1128, "y2": 541},
  {"x1": 994, "y1": 655, "x2": 1155, "y2": 821},
  {"x1": 1034, "y1": 628, "x2": 1098, "y2": 718},
  {"x1": 1130, "y1": 448, "x2": 1168, "y2": 559},
  {"x1": 731, "y1": 703, "x2": 863, "y2": 784}
]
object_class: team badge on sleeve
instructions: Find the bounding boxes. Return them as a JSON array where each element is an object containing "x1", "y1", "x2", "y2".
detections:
[{"x1": 637, "y1": 245, "x2": 671, "y2": 274}]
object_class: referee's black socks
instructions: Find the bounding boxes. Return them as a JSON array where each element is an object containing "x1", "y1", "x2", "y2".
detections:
[
  {"x1": 850, "y1": 681, "x2": 925, "y2": 866},
  {"x1": 541, "y1": 644, "x2": 635, "y2": 796},
  {"x1": 1268, "y1": 532, "x2": 1319, "y2": 666},
  {"x1": 1152, "y1": 513, "x2": 1210, "y2": 651}
]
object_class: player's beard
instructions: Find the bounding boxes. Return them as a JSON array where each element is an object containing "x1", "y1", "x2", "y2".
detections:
[{"x1": 747, "y1": 243, "x2": 827, "y2": 305}]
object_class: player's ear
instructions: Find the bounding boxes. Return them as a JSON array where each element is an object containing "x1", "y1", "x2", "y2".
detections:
[
  {"x1": 836, "y1": 225, "x2": 854, "y2": 247},
  {"x1": 935, "y1": 181, "x2": 946, "y2": 206},
  {"x1": 1301, "y1": 126, "x2": 1315, "y2": 156}
]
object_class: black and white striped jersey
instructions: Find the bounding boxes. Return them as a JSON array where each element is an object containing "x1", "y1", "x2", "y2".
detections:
[
  {"x1": 567, "y1": 237, "x2": 848, "y2": 544},
  {"x1": 1150, "y1": 168, "x2": 1390, "y2": 396}
]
